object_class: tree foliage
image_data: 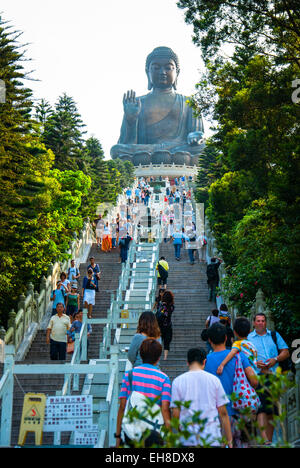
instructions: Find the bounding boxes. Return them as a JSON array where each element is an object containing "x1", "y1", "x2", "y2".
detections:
[
  {"x1": 0, "y1": 16, "x2": 135, "y2": 327},
  {"x1": 179, "y1": 1, "x2": 300, "y2": 342}
]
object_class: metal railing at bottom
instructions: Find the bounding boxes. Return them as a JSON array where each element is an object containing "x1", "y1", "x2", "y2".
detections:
[{"x1": 0, "y1": 343, "x2": 121, "y2": 448}]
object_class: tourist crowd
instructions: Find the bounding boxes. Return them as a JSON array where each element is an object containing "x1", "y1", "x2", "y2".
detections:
[
  {"x1": 116, "y1": 308, "x2": 289, "y2": 448},
  {"x1": 46, "y1": 176, "x2": 290, "y2": 448}
]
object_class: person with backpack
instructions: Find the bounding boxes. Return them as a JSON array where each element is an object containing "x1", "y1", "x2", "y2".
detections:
[
  {"x1": 156, "y1": 290, "x2": 175, "y2": 361},
  {"x1": 67, "y1": 259, "x2": 80, "y2": 287},
  {"x1": 184, "y1": 229, "x2": 199, "y2": 265},
  {"x1": 207, "y1": 257, "x2": 222, "y2": 303},
  {"x1": 247, "y1": 313, "x2": 290, "y2": 445},
  {"x1": 116, "y1": 339, "x2": 171, "y2": 447},
  {"x1": 204, "y1": 309, "x2": 220, "y2": 354},
  {"x1": 205, "y1": 309, "x2": 220, "y2": 329},
  {"x1": 118, "y1": 231, "x2": 132, "y2": 263},
  {"x1": 156, "y1": 256, "x2": 169, "y2": 289}
]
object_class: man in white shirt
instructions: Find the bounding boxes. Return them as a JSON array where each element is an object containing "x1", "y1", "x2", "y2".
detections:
[
  {"x1": 46, "y1": 303, "x2": 71, "y2": 361},
  {"x1": 171, "y1": 348, "x2": 233, "y2": 447}
]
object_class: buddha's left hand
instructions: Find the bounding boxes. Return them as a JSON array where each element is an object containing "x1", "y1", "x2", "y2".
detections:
[{"x1": 187, "y1": 131, "x2": 203, "y2": 145}]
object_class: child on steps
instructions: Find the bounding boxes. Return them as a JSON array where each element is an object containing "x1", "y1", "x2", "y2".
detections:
[{"x1": 217, "y1": 317, "x2": 258, "y2": 375}]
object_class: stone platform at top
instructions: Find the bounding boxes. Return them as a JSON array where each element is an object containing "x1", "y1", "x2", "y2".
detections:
[{"x1": 110, "y1": 46, "x2": 205, "y2": 167}]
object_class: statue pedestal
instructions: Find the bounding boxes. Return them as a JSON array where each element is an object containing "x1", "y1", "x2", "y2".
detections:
[{"x1": 134, "y1": 162, "x2": 198, "y2": 179}]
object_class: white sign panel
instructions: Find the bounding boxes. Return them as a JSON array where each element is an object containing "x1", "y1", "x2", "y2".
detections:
[
  {"x1": 74, "y1": 425, "x2": 99, "y2": 446},
  {"x1": 43, "y1": 395, "x2": 93, "y2": 432}
]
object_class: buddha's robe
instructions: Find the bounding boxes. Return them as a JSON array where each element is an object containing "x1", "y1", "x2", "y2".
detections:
[{"x1": 111, "y1": 93, "x2": 204, "y2": 158}]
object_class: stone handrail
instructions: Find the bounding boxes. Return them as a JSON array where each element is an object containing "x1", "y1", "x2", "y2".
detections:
[
  {"x1": 3, "y1": 219, "x2": 95, "y2": 355},
  {"x1": 2, "y1": 186, "x2": 133, "y2": 359}
]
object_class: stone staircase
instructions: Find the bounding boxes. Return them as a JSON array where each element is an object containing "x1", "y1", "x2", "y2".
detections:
[
  {"x1": 158, "y1": 241, "x2": 212, "y2": 381},
  {"x1": 8, "y1": 243, "x2": 122, "y2": 446},
  {"x1": 4, "y1": 211, "x2": 214, "y2": 446}
]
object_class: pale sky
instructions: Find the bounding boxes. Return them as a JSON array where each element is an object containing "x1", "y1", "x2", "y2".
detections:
[{"x1": 1, "y1": 0, "x2": 210, "y2": 158}]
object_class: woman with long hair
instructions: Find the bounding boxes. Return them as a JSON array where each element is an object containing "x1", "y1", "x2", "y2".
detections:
[
  {"x1": 156, "y1": 290, "x2": 175, "y2": 360},
  {"x1": 152, "y1": 288, "x2": 165, "y2": 313},
  {"x1": 127, "y1": 311, "x2": 161, "y2": 367}
]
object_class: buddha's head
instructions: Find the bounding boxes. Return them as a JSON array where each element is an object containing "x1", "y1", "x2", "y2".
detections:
[{"x1": 145, "y1": 46, "x2": 180, "y2": 91}]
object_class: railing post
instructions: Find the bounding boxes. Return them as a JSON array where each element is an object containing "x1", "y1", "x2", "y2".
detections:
[
  {"x1": 82, "y1": 309, "x2": 88, "y2": 361},
  {"x1": 53, "y1": 390, "x2": 62, "y2": 446},
  {"x1": 73, "y1": 332, "x2": 80, "y2": 391},
  {"x1": 0, "y1": 327, "x2": 5, "y2": 363},
  {"x1": 17, "y1": 294, "x2": 26, "y2": 342},
  {"x1": 8, "y1": 310, "x2": 16, "y2": 346},
  {"x1": 0, "y1": 345, "x2": 15, "y2": 447},
  {"x1": 108, "y1": 345, "x2": 119, "y2": 448},
  {"x1": 33, "y1": 292, "x2": 39, "y2": 322}
]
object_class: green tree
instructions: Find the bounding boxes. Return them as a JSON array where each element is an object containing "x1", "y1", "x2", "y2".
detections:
[
  {"x1": 195, "y1": 143, "x2": 223, "y2": 206},
  {"x1": 0, "y1": 16, "x2": 60, "y2": 323},
  {"x1": 177, "y1": 0, "x2": 300, "y2": 69},
  {"x1": 34, "y1": 98, "x2": 53, "y2": 127},
  {"x1": 42, "y1": 93, "x2": 86, "y2": 171},
  {"x1": 178, "y1": 1, "x2": 300, "y2": 341}
]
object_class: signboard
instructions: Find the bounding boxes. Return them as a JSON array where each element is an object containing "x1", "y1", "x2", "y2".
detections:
[
  {"x1": 121, "y1": 309, "x2": 129, "y2": 329},
  {"x1": 43, "y1": 395, "x2": 93, "y2": 432},
  {"x1": 18, "y1": 393, "x2": 47, "y2": 446},
  {"x1": 74, "y1": 425, "x2": 99, "y2": 446}
]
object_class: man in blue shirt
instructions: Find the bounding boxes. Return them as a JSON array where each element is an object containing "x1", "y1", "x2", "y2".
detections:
[
  {"x1": 205, "y1": 323, "x2": 258, "y2": 447},
  {"x1": 50, "y1": 281, "x2": 66, "y2": 316},
  {"x1": 171, "y1": 230, "x2": 184, "y2": 261},
  {"x1": 247, "y1": 313, "x2": 289, "y2": 444},
  {"x1": 135, "y1": 187, "x2": 141, "y2": 203}
]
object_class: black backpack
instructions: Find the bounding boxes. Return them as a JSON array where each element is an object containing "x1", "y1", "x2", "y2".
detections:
[
  {"x1": 271, "y1": 331, "x2": 293, "y2": 373},
  {"x1": 157, "y1": 262, "x2": 168, "y2": 280},
  {"x1": 206, "y1": 263, "x2": 218, "y2": 282}
]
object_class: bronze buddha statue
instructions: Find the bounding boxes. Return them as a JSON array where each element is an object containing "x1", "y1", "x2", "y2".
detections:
[{"x1": 110, "y1": 46, "x2": 205, "y2": 166}]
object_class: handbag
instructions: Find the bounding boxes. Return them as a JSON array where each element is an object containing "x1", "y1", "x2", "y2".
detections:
[
  {"x1": 232, "y1": 353, "x2": 260, "y2": 413},
  {"x1": 67, "y1": 341, "x2": 74, "y2": 354},
  {"x1": 122, "y1": 370, "x2": 164, "y2": 442}
]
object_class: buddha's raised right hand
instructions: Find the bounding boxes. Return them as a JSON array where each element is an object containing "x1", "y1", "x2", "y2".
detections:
[{"x1": 123, "y1": 90, "x2": 141, "y2": 123}]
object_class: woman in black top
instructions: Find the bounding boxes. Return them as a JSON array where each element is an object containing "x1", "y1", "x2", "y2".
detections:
[{"x1": 156, "y1": 290, "x2": 175, "y2": 360}]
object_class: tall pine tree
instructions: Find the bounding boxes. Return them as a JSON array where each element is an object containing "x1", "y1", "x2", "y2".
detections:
[
  {"x1": 43, "y1": 93, "x2": 86, "y2": 171},
  {"x1": 0, "y1": 16, "x2": 57, "y2": 324}
]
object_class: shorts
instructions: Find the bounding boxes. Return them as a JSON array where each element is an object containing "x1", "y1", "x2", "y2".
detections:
[
  {"x1": 256, "y1": 375, "x2": 279, "y2": 416},
  {"x1": 83, "y1": 289, "x2": 95, "y2": 305},
  {"x1": 157, "y1": 276, "x2": 167, "y2": 286},
  {"x1": 96, "y1": 229, "x2": 102, "y2": 238}
]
